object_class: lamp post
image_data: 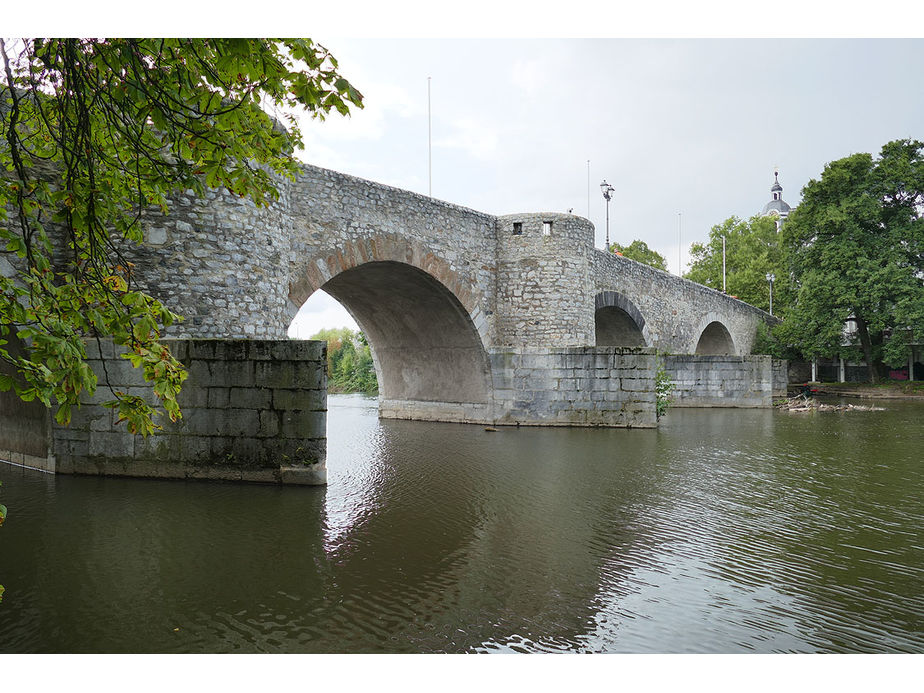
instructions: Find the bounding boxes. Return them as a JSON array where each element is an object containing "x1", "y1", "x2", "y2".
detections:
[
  {"x1": 600, "y1": 180, "x2": 615, "y2": 251},
  {"x1": 766, "y1": 272, "x2": 775, "y2": 315}
]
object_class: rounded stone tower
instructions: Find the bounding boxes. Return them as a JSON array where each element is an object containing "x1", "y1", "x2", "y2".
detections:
[{"x1": 494, "y1": 212, "x2": 595, "y2": 346}]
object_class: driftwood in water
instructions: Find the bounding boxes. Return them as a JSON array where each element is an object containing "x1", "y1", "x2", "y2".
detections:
[{"x1": 776, "y1": 396, "x2": 885, "y2": 413}]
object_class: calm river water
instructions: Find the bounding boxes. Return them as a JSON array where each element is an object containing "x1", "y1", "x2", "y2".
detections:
[{"x1": 0, "y1": 395, "x2": 921, "y2": 653}]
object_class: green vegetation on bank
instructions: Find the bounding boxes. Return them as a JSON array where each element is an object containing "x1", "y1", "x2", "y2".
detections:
[
  {"x1": 776, "y1": 140, "x2": 923, "y2": 382},
  {"x1": 310, "y1": 328, "x2": 378, "y2": 395}
]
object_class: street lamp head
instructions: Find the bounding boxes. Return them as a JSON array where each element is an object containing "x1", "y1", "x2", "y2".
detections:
[
  {"x1": 766, "y1": 272, "x2": 775, "y2": 283},
  {"x1": 600, "y1": 180, "x2": 614, "y2": 201}
]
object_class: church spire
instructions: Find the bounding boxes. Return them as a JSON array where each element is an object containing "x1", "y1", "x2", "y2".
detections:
[{"x1": 762, "y1": 168, "x2": 792, "y2": 229}]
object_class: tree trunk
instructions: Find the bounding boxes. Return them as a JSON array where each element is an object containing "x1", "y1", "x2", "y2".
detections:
[{"x1": 854, "y1": 315, "x2": 879, "y2": 383}]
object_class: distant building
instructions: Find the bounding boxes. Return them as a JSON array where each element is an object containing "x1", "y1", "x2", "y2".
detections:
[{"x1": 761, "y1": 170, "x2": 792, "y2": 230}]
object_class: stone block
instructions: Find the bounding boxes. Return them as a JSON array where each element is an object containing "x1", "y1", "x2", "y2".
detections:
[
  {"x1": 134, "y1": 433, "x2": 179, "y2": 462},
  {"x1": 88, "y1": 430, "x2": 134, "y2": 459},
  {"x1": 254, "y1": 361, "x2": 294, "y2": 388},
  {"x1": 279, "y1": 410, "x2": 326, "y2": 439},
  {"x1": 87, "y1": 408, "x2": 114, "y2": 432},
  {"x1": 241, "y1": 468, "x2": 281, "y2": 484},
  {"x1": 176, "y1": 385, "x2": 208, "y2": 408},
  {"x1": 187, "y1": 465, "x2": 243, "y2": 482},
  {"x1": 207, "y1": 387, "x2": 231, "y2": 409},
  {"x1": 275, "y1": 388, "x2": 325, "y2": 412},
  {"x1": 227, "y1": 436, "x2": 273, "y2": 468},
  {"x1": 180, "y1": 435, "x2": 213, "y2": 465},
  {"x1": 621, "y1": 378, "x2": 651, "y2": 392},
  {"x1": 280, "y1": 463, "x2": 327, "y2": 486},
  {"x1": 186, "y1": 360, "x2": 212, "y2": 386},
  {"x1": 259, "y1": 410, "x2": 280, "y2": 437},
  {"x1": 208, "y1": 360, "x2": 255, "y2": 387},
  {"x1": 291, "y1": 363, "x2": 325, "y2": 390},
  {"x1": 189, "y1": 340, "x2": 249, "y2": 362}
]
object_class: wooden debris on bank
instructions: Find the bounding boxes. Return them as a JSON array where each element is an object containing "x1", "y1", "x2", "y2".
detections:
[{"x1": 776, "y1": 396, "x2": 885, "y2": 413}]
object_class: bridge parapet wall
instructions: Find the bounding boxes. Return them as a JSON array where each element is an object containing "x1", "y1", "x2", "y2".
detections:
[{"x1": 592, "y1": 251, "x2": 771, "y2": 354}]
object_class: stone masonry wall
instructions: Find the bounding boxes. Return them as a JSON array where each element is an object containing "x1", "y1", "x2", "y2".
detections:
[
  {"x1": 494, "y1": 213, "x2": 595, "y2": 347},
  {"x1": 0, "y1": 336, "x2": 53, "y2": 472},
  {"x1": 490, "y1": 347, "x2": 657, "y2": 427},
  {"x1": 286, "y1": 164, "x2": 499, "y2": 344},
  {"x1": 130, "y1": 185, "x2": 295, "y2": 340},
  {"x1": 771, "y1": 358, "x2": 789, "y2": 398},
  {"x1": 663, "y1": 355, "x2": 775, "y2": 408},
  {"x1": 377, "y1": 348, "x2": 657, "y2": 427},
  {"x1": 52, "y1": 339, "x2": 327, "y2": 485}
]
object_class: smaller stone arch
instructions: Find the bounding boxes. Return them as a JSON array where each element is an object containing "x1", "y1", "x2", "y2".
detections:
[
  {"x1": 694, "y1": 315, "x2": 736, "y2": 355},
  {"x1": 594, "y1": 291, "x2": 648, "y2": 347}
]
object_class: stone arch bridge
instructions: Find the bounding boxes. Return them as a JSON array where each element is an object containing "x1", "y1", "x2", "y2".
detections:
[{"x1": 125, "y1": 162, "x2": 778, "y2": 427}]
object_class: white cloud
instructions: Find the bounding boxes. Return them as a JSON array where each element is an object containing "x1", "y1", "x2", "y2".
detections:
[{"x1": 435, "y1": 117, "x2": 500, "y2": 162}]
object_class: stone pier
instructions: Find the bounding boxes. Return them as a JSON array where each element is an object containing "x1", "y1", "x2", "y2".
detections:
[{"x1": 1, "y1": 338, "x2": 328, "y2": 485}]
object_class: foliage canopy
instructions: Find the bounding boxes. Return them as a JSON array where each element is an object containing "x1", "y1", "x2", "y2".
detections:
[
  {"x1": 0, "y1": 38, "x2": 362, "y2": 433},
  {"x1": 685, "y1": 214, "x2": 789, "y2": 315},
  {"x1": 777, "y1": 139, "x2": 924, "y2": 380},
  {"x1": 610, "y1": 239, "x2": 668, "y2": 272},
  {"x1": 310, "y1": 327, "x2": 377, "y2": 395}
]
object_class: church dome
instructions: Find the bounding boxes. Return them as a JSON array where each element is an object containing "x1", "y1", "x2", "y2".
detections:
[{"x1": 762, "y1": 198, "x2": 792, "y2": 216}]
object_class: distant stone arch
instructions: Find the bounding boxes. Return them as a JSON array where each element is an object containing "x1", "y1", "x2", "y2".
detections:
[
  {"x1": 695, "y1": 320, "x2": 736, "y2": 355},
  {"x1": 594, "y1": 291, "x2": 648, "y2": 346}
]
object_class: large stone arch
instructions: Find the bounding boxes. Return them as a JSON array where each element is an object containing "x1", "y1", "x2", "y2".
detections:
[
  {"x1": 594, "y1": 291, "x2": 648, "y2": 346},
  {"x1": 693, "y1": 312, "x2": 736, "y2": 355},
  {"x1": 288, "y1": 237, "x2": 492, "y2": 405}
]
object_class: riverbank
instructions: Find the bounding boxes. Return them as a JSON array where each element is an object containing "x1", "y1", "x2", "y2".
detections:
[{"x1": 791, "y1": 381, "x2": 924, "y2": 400}]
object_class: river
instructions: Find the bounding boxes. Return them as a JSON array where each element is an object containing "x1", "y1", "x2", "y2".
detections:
[{"x1": 0, "y1": 394, "x2": 921, "y2": 653}]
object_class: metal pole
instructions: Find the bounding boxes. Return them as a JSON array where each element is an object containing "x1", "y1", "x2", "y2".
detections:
[
  {"x1": 677, "y1": 212, "x2": 682, "y2": 276},
  {"x1": 605, "y1": 197, "x2": 610, "y2": 250},
  {"x1": 722, "y1": 235, "x2": 726, "y2": 292},
  {"x1": 428, "y1": 76, "x2": 432, "y2": 197},
  {"x1": 910, "y1": 342, "x2": 915, "y2": 382},
  {"x1": 766, "y1": 273, "x2": 775, "y2": 315},
  {"x1": 587, "y1": 160, "x2": 590, "y2": 218}
]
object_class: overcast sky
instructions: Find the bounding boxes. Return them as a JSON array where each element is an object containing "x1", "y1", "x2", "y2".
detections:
[
  {"x1": 7, "y1": 7, "x2": 924, "y2": 338},
  {"x1": 287, "y1": 37, "x2": 924, "y2": 336}
]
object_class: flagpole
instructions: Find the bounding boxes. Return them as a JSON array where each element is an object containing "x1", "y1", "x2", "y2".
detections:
[{"x1": 428, "y1": 77, "x2": 432, "y2": 197}]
